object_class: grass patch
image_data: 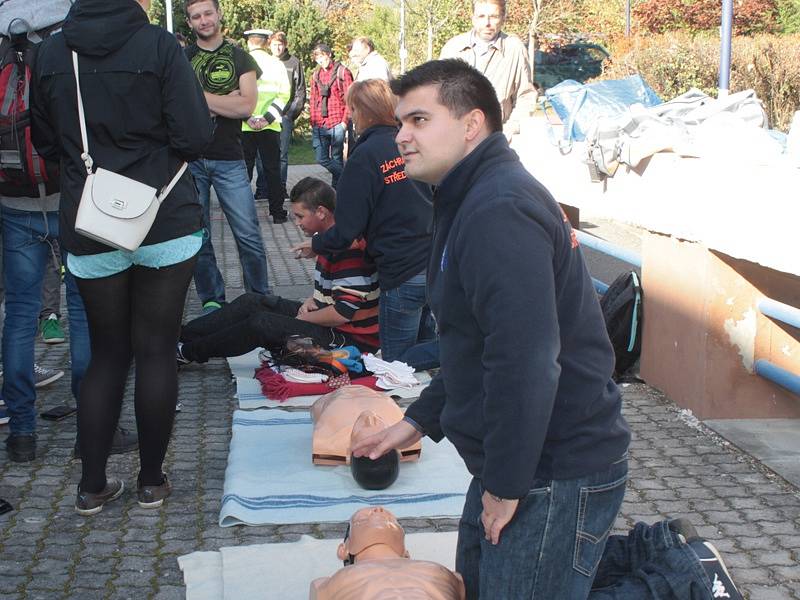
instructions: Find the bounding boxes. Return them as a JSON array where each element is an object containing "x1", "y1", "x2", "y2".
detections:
[{"x1": 288, "y1": 134, "x2": 316, "y2": 166}]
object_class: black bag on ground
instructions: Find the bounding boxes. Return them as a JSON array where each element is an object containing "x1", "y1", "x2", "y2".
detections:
[{"x1": 600, "y1": 270, "x2": 642, "y2": 377}]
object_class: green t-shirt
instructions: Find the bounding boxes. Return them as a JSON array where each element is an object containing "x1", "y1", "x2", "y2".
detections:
[{"x1": 186, "y1": 41, "x2": 261, "y2": 160}]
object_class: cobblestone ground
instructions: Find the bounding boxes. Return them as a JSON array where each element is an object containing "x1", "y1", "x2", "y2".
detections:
[{"x1": 1, "y1": 166, "x2": 798, "y2": 599}]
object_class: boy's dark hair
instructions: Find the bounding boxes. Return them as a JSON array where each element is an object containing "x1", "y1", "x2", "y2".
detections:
[
  {"x1": 390, "y1": 59, "x2": 503, "y2": 134},
  {"x1": 290, "y1": 177, "x2": 336, "y2": 212},
  {"x1": 184, "y1": 0, "x2": 219, "y2": 17}
]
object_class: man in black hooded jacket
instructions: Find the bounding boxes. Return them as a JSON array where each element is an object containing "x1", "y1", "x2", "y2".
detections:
[{"x1": 352, "y1": 59, "x2": 631, "y2": 599}]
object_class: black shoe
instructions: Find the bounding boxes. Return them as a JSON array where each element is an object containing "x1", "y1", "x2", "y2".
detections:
[
  {"x1": 73, "y1": 426, "x2": 139, "y2": 459},
  {"x1": 6, "y1": 434, "x2": 36, "y2": 463},
  {"x1": 689, "y1": 539, "x2": 743, "y2": 600},
  {"x1": 272, "y1": 214, "x2": 288, "y2": 224},
  {"x1": 254, "y1": 192, "x2": 269, "y2": 200},
  {"x1": 668, "y1": 517, "x2": 699, "y2": 543},
  {"x1": 75, "y1": 479, "x2": 124, "y2": 516},
  {"x1": 137, "y1": 473, "x2": 172, "y2": 508}
]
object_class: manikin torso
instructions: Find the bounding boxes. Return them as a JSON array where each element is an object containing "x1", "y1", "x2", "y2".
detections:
[{"x1": 311, "y1": 386, "x2": 422, "y2": 465}]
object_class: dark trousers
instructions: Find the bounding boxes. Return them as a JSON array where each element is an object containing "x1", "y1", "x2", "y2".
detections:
[
  {"x1": 242, "y1": 130, "x2": 285, "y2": 218},
  {"x1": 180, "y1": 292, "x2": 356, "y2": 362}
]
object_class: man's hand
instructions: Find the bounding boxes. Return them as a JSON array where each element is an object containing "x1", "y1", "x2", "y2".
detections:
[
  {"x1": 351, "y1": 420, "x2": 422, "y2": 460},
  {"x1": 291, "y1": 240, "x2": 316, "y2": 259},
  {"x1": 480, "y1": 491, "x2": 519, "y2": 545},
  {"x1": 297, "y1": 297, "x2": 318, "y2": 316},
  {"x1": 247, "y1": 116, "x2": 267, "y2": 130}
]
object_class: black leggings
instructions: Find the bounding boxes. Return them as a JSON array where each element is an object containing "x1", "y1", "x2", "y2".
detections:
[
  {"x1": 180, "y1": 292, "x2": 359, "y2": 362},
  {"x1": 75, "y1": 256, "x2": 197, "y2": 492}
]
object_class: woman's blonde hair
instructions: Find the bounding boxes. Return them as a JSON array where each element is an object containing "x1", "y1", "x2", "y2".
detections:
[{"x1": 346, "y1": 79, "x2": 397, "y2": 129}]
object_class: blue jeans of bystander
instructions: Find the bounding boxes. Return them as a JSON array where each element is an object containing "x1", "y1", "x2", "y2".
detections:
[
  {"x1": 311, "y1": 124, "x2": 345, "y2": 188},
  {"x1": 189, "y1": 159, "x2": 269, "y2": 305},
  {"x1": 378, "y1": 271, "x2": 428, "y2": 363},
  {"x1": 1, "y1": 207, "x2": 59, "y2": 435}
]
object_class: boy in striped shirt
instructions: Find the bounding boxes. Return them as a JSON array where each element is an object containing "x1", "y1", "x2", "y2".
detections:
[{"x1": 177, "y1": 177, "x2": 379, "y2": 363}]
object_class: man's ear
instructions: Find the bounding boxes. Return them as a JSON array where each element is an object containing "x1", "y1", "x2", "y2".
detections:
[
  {"x1": 336, "y1": 542, "x2": 348, "y2": 560},
  {"x1": 464, "y1": 108, "x2": 487, "y2": 142}
]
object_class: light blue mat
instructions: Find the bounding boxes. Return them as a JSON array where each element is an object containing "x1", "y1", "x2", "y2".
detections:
[{"x1": 219, "y1": 409, "x2": 471, "y2": 526}]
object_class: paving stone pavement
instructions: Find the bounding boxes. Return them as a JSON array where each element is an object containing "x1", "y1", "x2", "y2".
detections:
[{"x1": 1, "y1": 164, "x2": 798, "y2": 599}]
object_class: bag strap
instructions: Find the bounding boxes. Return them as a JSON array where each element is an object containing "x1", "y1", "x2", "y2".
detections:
[
  {"x1": 71, "y1": 51, "x2": 93, "y2": 175},
  {"x1": 71, "y1": 51, "x2": 187, "y2": 199}
]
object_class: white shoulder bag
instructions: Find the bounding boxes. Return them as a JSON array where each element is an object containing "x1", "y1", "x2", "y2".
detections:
[{"x1": 72, "y1": 51, "x2": 187, "y2": 252}]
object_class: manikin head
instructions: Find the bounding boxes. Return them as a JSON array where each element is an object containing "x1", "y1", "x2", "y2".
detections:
[
  {"x1": 349, "y1": 411, "x2": 400, "y2": 490},
  {"x1": 289, "y1": 177, "x2": 335, "y2": 237},
  {"x1": 184, "y1": 0, "x2": 222, "y2": 43},
  {"x1": 471, "y1": 0, "x2": 506, "y2": 42},
  {"x1": 338, "y1": 507, "x2": 409, "y2": 565},
  {"x1": 392, "y1": 59, "x2": 502, "y2": 185}
]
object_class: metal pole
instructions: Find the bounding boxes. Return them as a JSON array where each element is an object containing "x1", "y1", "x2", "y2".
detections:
[
  {"x1": 718, "y1": 0, "x2": 733, "y2": 97},
  {"x1": 166, "y1": 0, "x2": 174, "y2": 33},
  {"x1": 400, "y1": 0, "x2": 407, "y2": 73},
  {"x1": 625, "y1": 0, "x2": 631, "y2": 37}
]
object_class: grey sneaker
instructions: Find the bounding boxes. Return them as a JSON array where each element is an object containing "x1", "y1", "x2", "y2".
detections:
[
  {"x1": 75, "y1": 479, "x2": 125, "y2": 516},
  {"x1": 33, "y1": 364, "x2": 64, "y2": 388},
  {"x1": 138, "y1": 473, "x2": 172, "y2": 508}
]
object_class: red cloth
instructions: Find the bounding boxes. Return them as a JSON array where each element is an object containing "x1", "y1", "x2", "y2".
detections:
[{"x1": 254, "y1": 366, "x2": 382, "y2": 402}]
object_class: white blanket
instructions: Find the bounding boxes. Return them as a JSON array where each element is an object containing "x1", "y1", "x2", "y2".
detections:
[
  {"x1": 229, "y1": 349, "x2": 431, "y2": 409},
  {"x1": 179, "y1": 532, "x2": 459, "y2": 600},
  {"x1": 219, "y1": 409, "x2": 470, "y2": 526}
]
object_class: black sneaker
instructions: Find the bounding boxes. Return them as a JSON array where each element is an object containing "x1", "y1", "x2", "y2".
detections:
[
  {"x1": 689, "y1": 539, "x2": 743, "y2": 600},
  {"x1": 73, "y1": 426, "x2": 138, "y2": 459},
  {"x1": 176, "y1": 342, "x2": 191, "y2": 365},
  {"x1": 6, "y1": 434, "x2": 36, "y2": 462},
  {"x1": 272, "y1": 214, "x2": 288, "y2": 225},
  {"x1": 668, "y1": 517, "x2": 699, "y2": 543},
  {"x1": 137, "y1": 473, "x2": 172, "y2": 508},
  {"x1": 75, "y1": 479, "x2": 124, "y2": 516}
]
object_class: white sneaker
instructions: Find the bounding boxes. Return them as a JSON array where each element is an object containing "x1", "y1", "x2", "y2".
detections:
[{"x1": 33, "y1": 364, "x2": 64, "y2": 388}]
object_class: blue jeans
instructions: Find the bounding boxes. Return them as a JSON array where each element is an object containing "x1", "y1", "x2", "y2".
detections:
[
  {"x1": 591, "y1": 520, "x2": 712, "y2": 599},
  {"x1": 189, "y1": 159, "x2": 269, "y2": 305},
  {"x1": 457, "y1": 457, "x2": 628, "y2": 600},
  {"x1": 278, "y1": 115, "x2": 294, "y2": 191},
  {"x1": 1, "y1": 207, "x2": 59, "y2": 435},
  {"x1": 64, "y1": 269, "x2": 90, "y2": 401},
  {"x1": 311, "y1": 124, "x2": 345, "y2": 188},
  {"x1": 378, "y1": 271, "x2": 428, "y2": 363}
]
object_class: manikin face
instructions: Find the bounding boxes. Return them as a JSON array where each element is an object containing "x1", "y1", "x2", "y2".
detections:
[
  {"x1": 314, "y1": 50, "x2": 332, "y2": 69},
  {"x1": 471, "y1": 2, "x2": 504, "y2": 42},
  {"x1": 395, "y1": 85, "x2": 472, "y2": 185},
  {"x1": 270, "y1": 39, "x2": 286, "y2": 56},
  {"x1": 291, "y1": 203, "x2": 328, "y2": 237},
  {"x1": 186, "y1": 0, "x2": 222, "y2": 41},
  {"x1": 337, "y1": 506, "x2": 407, "y2": 560},
  {"x1": 350, "y1": 411, "x2": 387, "y2": 446}
]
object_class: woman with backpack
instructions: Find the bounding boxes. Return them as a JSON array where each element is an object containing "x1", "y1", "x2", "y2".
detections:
[{"x1": 30, "y1": 0, "x2": 213, "y2": 515}]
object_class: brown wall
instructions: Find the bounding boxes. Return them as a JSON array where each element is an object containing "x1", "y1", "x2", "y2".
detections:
[{"x1": 640, "y1": 233, "x2": 800, "y2": 419}]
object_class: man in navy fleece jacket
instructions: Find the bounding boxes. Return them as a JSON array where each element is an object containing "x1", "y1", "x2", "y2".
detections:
[{"x1": 352, "y1": 59, "x2": 631, "y2": 599}]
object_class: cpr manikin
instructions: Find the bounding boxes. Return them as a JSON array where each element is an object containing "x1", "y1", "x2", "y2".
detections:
[
  {"x1": 311, "y1": 386, "x2": 421, "y2": 489},
  {"x1": 309, "y1": 506, "x2": 465, "y2": 600}
]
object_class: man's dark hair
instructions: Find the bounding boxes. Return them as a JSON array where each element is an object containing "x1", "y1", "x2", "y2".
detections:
[
  {"x1": 184, "y1": 0, "x2": 219, "y2": 17},
  {"x1": 350, "y1": 451, "x2": 400, "y2": 490},
  {"x1": 390, "y1": 59, "x2": 503, "y2": 134},
  {"x1": 290, "y1": 177, "x2": 336, "y2": 212}
]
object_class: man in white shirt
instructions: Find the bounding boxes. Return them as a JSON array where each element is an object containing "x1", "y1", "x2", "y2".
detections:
[{"x1": 349, "y1": 36, "x2": 392, "y2": 82}]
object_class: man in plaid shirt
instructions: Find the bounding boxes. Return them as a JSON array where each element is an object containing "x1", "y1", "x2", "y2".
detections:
[{"x1": 309, "y1": 43, "x2": 353, "y2": 188}]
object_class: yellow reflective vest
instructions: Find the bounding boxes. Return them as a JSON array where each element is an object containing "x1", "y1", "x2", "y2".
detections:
[{"x1": 242, "y1": 48, "x2": 290, "y2": 133}]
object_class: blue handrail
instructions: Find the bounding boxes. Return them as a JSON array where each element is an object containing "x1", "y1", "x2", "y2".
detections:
[
  {"x1": 758, "y1": 298, "x2": 800, "y2": 330},
  {"x1": 575, "y1": 230, "x2": 642, "y2": 268},
  {"x1": 755, "y1": 360, "x2": 800, "y2": 397}
]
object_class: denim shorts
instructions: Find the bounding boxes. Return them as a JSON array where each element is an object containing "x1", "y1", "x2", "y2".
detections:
[{"x1": 66, "y1": 231, "x2": 203, "y2": 280}]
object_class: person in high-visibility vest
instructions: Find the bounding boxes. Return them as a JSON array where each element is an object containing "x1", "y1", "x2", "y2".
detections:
[{"x1": 242, "y1": 29, "x2": 291, "y2": 223}]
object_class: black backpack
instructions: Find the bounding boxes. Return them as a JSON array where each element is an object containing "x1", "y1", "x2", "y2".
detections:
[
  {"x1": 600, "y1": 270, "x2": 643, "y2": 378},
  {"x1": 0, "y1": 24, "x2": 61, "y2": 199}
]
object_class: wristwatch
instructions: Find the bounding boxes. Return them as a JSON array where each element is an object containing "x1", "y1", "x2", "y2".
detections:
[{"x1": 489, "y1": 493, "x2": 507, "y2": 503}]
